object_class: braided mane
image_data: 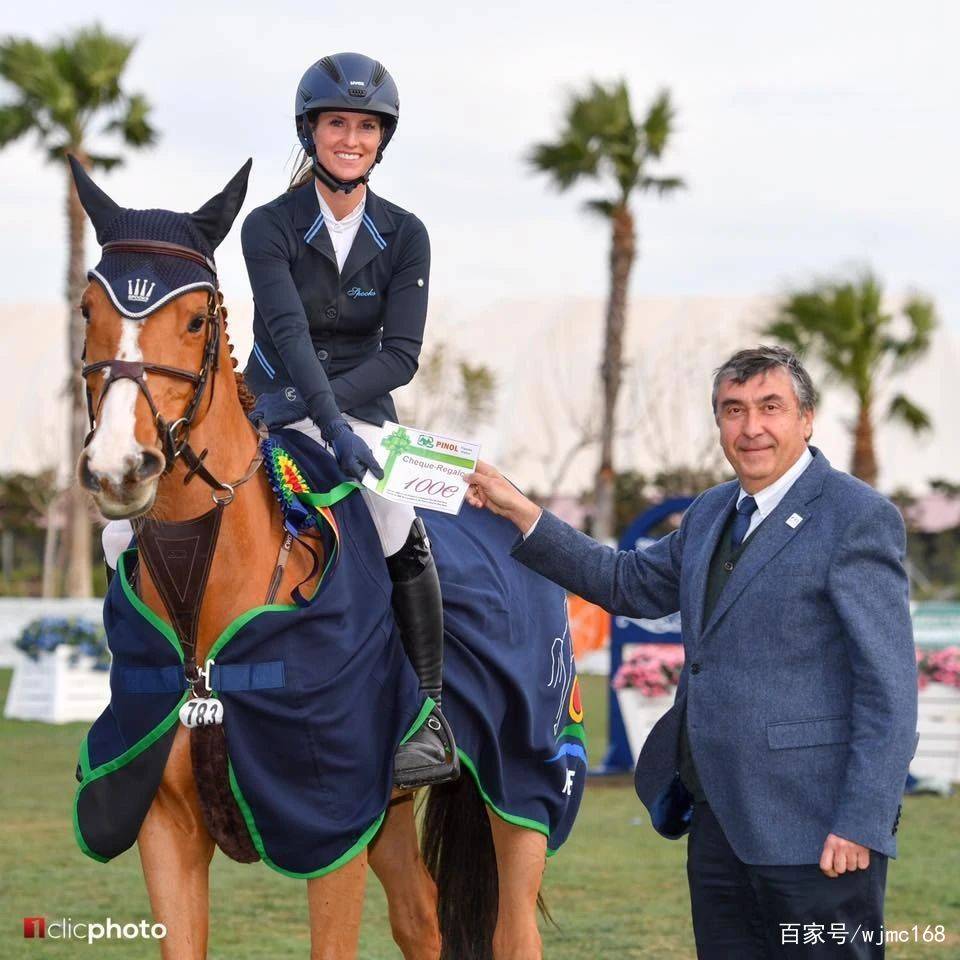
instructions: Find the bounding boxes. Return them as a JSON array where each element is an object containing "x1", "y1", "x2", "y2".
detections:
[{"x1": 218, "y1": 294, "x2": 256, "y2": 414}]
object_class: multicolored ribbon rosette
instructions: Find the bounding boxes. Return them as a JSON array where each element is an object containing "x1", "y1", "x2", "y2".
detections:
[{"x1": 261, "y1": 437, "x2": 319, "y2": 536}]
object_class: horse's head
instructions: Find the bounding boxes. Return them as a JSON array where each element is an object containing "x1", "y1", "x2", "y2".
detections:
[{"x1": 71, "y1": 157, "x2": 251, "y2": 519}]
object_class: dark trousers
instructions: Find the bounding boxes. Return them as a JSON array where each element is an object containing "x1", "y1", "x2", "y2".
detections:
[{"x1": 687, "y1": 803, "x2": 888, "y2": 959}]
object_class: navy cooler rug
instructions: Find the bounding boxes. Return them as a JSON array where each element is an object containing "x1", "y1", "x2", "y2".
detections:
[
  {"x1": 73, "y1": 429, "x2": 585, "y2": 874},
  {"x1": 74, "y1": 428, "x2": 425, "y2": 878},
  {"x1": 421, "y1": 505, "x2": 586, "y2": 854}
]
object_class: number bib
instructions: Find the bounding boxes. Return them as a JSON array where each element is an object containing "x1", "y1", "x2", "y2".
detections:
[{"x1": 179, "y1": 697, "x2": 224, "y2": 728}]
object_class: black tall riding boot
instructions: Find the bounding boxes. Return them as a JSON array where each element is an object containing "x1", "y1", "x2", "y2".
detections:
[{"x1": 387, "y1": 518, "x2": 459, "y2": 789}]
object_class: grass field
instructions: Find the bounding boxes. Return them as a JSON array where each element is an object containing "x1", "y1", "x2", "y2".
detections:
[{"x1": 2, "y1": 669, "x2": 959, "y2": 958}]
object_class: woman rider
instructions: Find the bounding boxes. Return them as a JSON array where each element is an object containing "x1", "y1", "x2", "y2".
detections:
[{"x1": 241, "y1": 52, "x2": 457, "y2": 790}]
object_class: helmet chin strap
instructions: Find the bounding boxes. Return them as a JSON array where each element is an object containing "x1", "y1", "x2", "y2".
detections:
[{"x1": 311, "y1": 156, "x2": 382, "y2": 195}]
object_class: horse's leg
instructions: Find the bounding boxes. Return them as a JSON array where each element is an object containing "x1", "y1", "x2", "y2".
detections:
[
  {"x1": 306, "y1": 852, "x2": 369, "y2": 960},
  {"x1": 137, "y1": 727, "x2": 215, "y2": 960},
  {"x1": 369, "y1": 794, "x2": 441, "y2": 960},
  {"x1": 487, "y1": 813, "x2": 547, "y2": 960}
]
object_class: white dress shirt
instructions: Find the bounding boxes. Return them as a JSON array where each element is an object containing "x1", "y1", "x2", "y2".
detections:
[
  {"x1": 736, "y1": 446, "x2": 813, "y2": 542},
  {"x1": 314, "y1": 183, "x2": 365, "y2": 273}
]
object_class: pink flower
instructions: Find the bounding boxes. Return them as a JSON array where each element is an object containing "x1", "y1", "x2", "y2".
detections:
[{"x1": 613, "y1": 644, "x2": 685, "y2": 697}]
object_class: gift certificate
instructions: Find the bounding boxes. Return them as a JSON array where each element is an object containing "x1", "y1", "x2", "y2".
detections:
[{"x1": 362, "y1": 422, "x2": 480, "y2": 515}]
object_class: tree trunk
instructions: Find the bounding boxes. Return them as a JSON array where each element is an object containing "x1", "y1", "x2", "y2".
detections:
[
  {"x1": 63, "y1": 152, "x2": 93, "y2": 597},
  {"x1": 593, "y1": 204, "x2": 636, "y2": 542},
  {"x1": 851, "y1": 397, "x2": 878, "y2": 488}
]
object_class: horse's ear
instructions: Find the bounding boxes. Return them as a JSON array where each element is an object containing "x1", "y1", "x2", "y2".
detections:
[
  {"x1": 190, "y1": 158, "x2": 252, "y2": 251},
  {"x1": 68, "y1": 154, "x2": 121, "y2": 242}
]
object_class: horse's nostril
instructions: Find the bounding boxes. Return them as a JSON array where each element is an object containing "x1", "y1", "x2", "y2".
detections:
[
  {"x1": 136, "y1": 449, "x2": 165, "y2": 482},
  {"x1": 77, "y1": 452, "x2": 101, "y2": 493}
]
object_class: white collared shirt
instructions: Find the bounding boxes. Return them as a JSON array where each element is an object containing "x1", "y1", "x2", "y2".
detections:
[
  {"x1": 736, "y1": 446, "x2": 813, "y2": 542},
  {"x1": 314, "y1": 183, "x2": 366, "y2": 272}
]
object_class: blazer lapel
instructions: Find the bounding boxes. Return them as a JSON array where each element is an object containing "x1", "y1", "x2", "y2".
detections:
[
  {"x1": 687, "y1": 486, "x2": 738, "y2": 643},
  {"x1": 702, "y1": 449, "x2": 829, "y2": 638},
  {"x1": 340, "y1": 190, "x2": 395, "y2": 285},
  {"x1": 293, "y1": 183, "x2": 338, "y2": 269}
]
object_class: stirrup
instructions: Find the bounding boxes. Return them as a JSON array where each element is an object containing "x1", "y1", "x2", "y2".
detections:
[{"x1": 393, "y1": 706, "x2": 461, "y2": 790}]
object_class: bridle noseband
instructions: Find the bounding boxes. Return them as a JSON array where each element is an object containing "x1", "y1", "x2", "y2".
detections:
[{"x1": 81, "y1": 239, "x2": 252, "y2": 500}]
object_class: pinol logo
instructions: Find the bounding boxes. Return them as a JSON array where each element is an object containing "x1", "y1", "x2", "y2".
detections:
[
  {"x1": 346, "y1": 286, "x2": 376, "y2": 299},
  {"x1": 417, "y1": 435, "x2": 435, "y2": 448}
]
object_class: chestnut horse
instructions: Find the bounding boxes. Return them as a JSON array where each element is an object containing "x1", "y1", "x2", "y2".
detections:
[{"x1": 73, "y1": 163, "x2": 553, "y2": 960}]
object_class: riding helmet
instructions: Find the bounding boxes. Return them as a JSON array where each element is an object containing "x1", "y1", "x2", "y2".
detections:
[{"x1": 295, "y1": 53, "x2": 400, "y2": 193}]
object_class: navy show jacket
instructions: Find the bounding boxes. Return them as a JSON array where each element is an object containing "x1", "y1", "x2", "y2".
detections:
[{"x1": 241, "y1": 182, "x2": 430, "y2": 427}]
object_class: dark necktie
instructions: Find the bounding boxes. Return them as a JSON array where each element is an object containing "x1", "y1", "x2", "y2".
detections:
[{"x1": 731, "y1": 495, "x2": 758, "y2": 547}]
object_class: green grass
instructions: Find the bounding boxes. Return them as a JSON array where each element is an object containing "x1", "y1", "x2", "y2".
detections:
[{"x1": 2, "y1": 670, "x2": 958, "y2": 958}]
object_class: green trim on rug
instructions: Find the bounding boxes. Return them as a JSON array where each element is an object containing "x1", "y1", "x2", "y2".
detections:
[
  {"x1": 226, "y1": 698, "x2": 435, "y2": 879},
  {"x1": 118, "y1": 550, "x2": 183, "y2": 662},
  {"x1": 73, "y1": 690, "x2": 190, "y2": 862},
  {"x1": 456, "y1": 750, "x2": 551, "y2": 839}
]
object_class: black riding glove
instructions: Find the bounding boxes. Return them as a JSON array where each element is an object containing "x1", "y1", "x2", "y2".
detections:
[
  {"x1": 249, "y1": 388, "x2": 309, "y2": 429},
  {"x1": 320, "y1": 417, "x2": 384, "y2": 483}
]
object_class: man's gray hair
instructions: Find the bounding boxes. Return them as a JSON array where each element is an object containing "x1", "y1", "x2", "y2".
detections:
[{"x1": 711, "y1": 345, "x2": 818, "y2": 418}]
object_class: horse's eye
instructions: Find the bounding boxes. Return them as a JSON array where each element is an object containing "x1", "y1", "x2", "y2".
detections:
[
  {"x1": 187, "y1": 316, "x2": 205, "y2": 334},
  {"x1": 80, "y1": 303, "x2": 90, "y2": 322}
]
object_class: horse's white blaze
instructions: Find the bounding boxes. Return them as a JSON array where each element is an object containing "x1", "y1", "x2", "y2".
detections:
[{"x1": 86, "y1": 319, "x2": 145, "y2": 485}]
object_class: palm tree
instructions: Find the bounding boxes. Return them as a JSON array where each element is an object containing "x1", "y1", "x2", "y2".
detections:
[
  {"x1": 0, "y1": 25, "x2": 156, "y2": 596},
  {"x1": 529, "y1": 81, "x2": 684, "y2": 540},
  {"x1": 764, "y1": 269, "x2": 936, "y2": 488}
]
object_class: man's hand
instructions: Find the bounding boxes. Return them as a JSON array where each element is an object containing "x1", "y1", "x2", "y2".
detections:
[
  {"x1": 465, "y1": 461, "x2": 542, "y2": 535},
  {"x1": 819, "y1": 834, "x2": 871, "y2": 878}
]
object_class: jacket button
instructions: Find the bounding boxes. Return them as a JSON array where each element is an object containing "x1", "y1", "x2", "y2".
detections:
[
  {"x1": 316, "y1": 349, "x2": 329, "y2": 361},
  {"x1": 324, "y1": 305, "x2": 338, "y2": 320},
  {"x1": 691, "y1": 663, "x2": 701, "y2": 675},
  {"x1": 723, "y1": 560, "x2": 734, "y2": 572}
]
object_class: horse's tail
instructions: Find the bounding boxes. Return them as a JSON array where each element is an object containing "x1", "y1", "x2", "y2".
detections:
[{"x1": 422, "y1": 773, "x2": 497, "y2": 960}]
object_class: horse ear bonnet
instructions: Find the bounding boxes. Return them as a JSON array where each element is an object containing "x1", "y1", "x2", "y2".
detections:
[{"x1": 68, "y1": 155, "x2": 252, "y2": 320}]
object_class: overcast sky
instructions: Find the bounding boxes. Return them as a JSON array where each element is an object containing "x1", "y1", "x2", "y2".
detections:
[{"x1": 2, "y1": 0, "x2": 957, "y2": 329}]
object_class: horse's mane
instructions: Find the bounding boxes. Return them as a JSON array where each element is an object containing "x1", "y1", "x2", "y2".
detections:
[{"x1": 219, "y1": 295, "x2": 256, "y2": 414}]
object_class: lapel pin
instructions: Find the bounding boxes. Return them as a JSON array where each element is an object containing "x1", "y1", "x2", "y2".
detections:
[{"x1": 786, "y1": 513, "x2": 803, "y2": 529}]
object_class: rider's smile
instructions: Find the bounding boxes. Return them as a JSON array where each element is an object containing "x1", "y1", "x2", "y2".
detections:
[{"x1": 312, "y1": 112, "x2": 382, "y2": 182}]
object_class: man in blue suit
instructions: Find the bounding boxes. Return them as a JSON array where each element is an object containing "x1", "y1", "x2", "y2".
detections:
[{"x1": 466, "y1": 346, "x2": 917, "y2": 957}]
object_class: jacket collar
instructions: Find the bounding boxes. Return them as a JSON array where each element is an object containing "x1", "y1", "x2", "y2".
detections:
[
  {"x1": 688, "y1": 446, "x2": 829, "y2": 643},
  {"x1": 293, "y1": 182, "x2": 396, "y2": 278}
]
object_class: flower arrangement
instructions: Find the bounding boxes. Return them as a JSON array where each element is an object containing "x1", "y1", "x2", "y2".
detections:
[
  {"x1": 15, "y1": 618, "x2": 110, "y2": 671},
  {"x1": 614, "y1": 644, "x2": 960, "y2": 697},
  {"x1": 613, "y1": 643, "x2": 685, "y2": 697},
  {"x1": 916, "y1": 646, "x2": 960, "y2": 691}
]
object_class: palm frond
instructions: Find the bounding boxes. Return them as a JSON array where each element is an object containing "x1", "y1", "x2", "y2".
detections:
[
  {"x1": 641, "y1": 89, "x2": 677, "y2": 159},
  {"x1": 583, "y1": 198, "x2": 616, "y2": 218},
  {"x1": 0, "y1": 37, "x2": 75, "y2": 126},
  {"x1": 0, "y1": 103, "x2": 33, "y2": 146},
  {"x1": 54, "y1": 24, "x2": 134, "y2": 112},
  {"x1": 888, "y1": 393, "x2": 932, "y2": 433},
  {"x1": 103, "y1": 92, "x2": 156, "y2": 147},
  {"x1": 87, "y1": 152, "x2": 123, "y2": 171},
  {"x1": 639, "y1": 174, "x2": 686, "y2": 197},
  {"x1": 528, "y1": 136, "x2": 599, "y2": 190}
]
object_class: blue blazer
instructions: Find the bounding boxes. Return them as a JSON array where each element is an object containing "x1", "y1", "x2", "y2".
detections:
[
  {"x1": 241, "y1": 183, "x2": 430, "y2": 428},
  {"x1": 513, "y1": 448, "x2": 918, "y2": 864}
]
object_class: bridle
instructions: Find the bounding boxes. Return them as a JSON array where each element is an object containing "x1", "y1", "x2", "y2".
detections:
[{"x1": 81, "y1": 239, "x2": 259, "y2": 502}]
